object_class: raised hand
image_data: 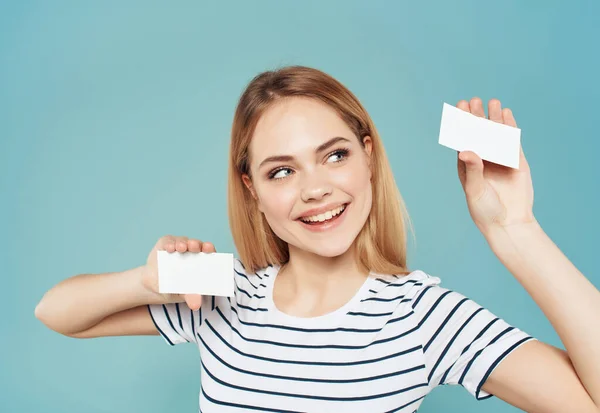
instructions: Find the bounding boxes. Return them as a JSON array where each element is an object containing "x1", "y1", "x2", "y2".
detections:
[{"x1": 456, "y1": 98, "x2": 536, "y2": 237}]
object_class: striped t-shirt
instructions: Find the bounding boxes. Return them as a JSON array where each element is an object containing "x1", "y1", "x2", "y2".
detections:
[{"x1": 148, "y1": 260, "x2": 535, "y2": 412}]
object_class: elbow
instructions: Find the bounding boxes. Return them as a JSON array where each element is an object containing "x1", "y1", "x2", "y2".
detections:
[
  {"x1": 34, "y1": 289, "x2": 55, "y2": 323},
  {"x1": 34, "y1": 297, "x2": 48, "y2": 323},
  {"x1": 34, "y1": 299, "x2": 56, "y2": 332},
  {"x1": 34, "y1": 297, "x2": 74, "y2": 337}
]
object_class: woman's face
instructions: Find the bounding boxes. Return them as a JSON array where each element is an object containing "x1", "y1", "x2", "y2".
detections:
[{"x1": 243, "y1": 97, "x2": 373, "y2": 258}]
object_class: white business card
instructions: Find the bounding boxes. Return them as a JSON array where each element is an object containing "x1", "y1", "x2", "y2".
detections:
[
  {"x1": 438, "y1": 102, "x2": 521, "y2": 169},
  {"x1": 157, "y1": 251, "x2": 234, "y2": 296}
]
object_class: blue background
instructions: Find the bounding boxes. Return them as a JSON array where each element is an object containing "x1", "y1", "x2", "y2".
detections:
[{"x1": 2, "y1": 1, "x2": 599, "y2": 412}]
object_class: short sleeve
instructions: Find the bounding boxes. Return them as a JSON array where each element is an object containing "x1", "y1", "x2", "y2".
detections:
[
  {"x1": 147, "y1": 257, "x2": 249, "y2": 346},
  {"x1": 412, "y1": 283, "x2": 536, "y2": 400},
  {"x1": 147, "y1": 302, "x2": 201, "y2": 346}
]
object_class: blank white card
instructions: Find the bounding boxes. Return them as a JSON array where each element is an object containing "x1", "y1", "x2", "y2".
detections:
[
  {"x1": 438, "y1": 102, "x2": 521, "y2": 169},
  {"x1": 157, "y1": 251, "x2": 234, "y2": 296}
]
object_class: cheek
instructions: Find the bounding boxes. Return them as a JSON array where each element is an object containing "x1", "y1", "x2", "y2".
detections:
[
  {"x1": 257, "y1": 184, "x2": 296, "y2": 220},
  {"x1": 331, "y1": 161, "x2": 371, "y2": 195}
]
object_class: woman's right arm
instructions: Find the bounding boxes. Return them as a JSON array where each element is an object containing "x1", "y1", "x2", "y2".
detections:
[
  {"x1": 34, "y1": 265, "x2": 165, "y2": 337},
  {"x1": 34, "y1": 236, "x2": 210, "y2": 338}
]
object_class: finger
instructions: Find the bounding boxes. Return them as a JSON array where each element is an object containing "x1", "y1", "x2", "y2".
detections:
[
  {"x1": 202, "y1": 242, "x2": 216, "y2": 253},
  {"x1": 187, "y1": 239, "x2": 202, "y2": 253},
  {"x1": 502, "y1": 107, "x2": 518, "y2": 127},
  {"x1": 165, "y1": 241, "x2": 176, "y2": 253},
  {"x1": 184, "y1": 294, "x2": 202, "y2": 311},
  {"x1": 456, "y1": 99, "x2": 470, "y2": 112},
  {"x1": 458, "y1": 151, "x2": 486, "y2": 200},
  {"x1": 457, "y1": 151, "x2": 467, "y2": 189},
  {"x1": 488, "y1": 99, "x2": 503, "y2": 123},
  {"x1": 175, "y1": 236, "x2": 189, "y2": 253},
  {"x1": 470, "y1": 97, "x2": 485, "y2": 118},
  {"x1": 455, "y1": 99, "x2": 469, "y2": 188},
  {"x1": 158, "y1": 235, "x2": 175, "y2": 251}
]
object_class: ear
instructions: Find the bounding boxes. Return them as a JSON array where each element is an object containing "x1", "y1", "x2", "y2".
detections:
[
  {"x1": 241, "y1": 173, "x2": 263, "y2": 212},
  {"x1": 242, "y1": 173, "x2": 257, "y2": 200},
  {"x1": 362, "y1": 135, "x2": 373, "y2": 158},
  {"x1": 362, "y1": 136, "x2": 373, "y2": 180}
]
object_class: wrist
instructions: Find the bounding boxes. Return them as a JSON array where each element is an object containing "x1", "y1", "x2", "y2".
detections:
[
  {"x1": 135, "y1": 264, "x2": 184, "y2": 305},
  {"x1": 131, "y1": 265, "x2": 167, "y2": 305},
  {"x1": 484, "y1": 218, "x2": 544, "y2": 265}
]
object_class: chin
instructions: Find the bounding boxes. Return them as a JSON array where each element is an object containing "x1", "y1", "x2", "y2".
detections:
[
  {"x1": 305, "y1": 240, "x2": 354, "y2": 258},
  {"x1": 278, "y1": 229, "x2": 357, "y2": 259}
]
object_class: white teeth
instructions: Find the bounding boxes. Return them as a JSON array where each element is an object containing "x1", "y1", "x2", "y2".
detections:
[{"x1": 300, "y1": 205, "x2": 346, "y2": 223}]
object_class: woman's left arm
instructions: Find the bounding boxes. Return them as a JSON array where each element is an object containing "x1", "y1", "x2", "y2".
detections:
[
  {"x1": 456, "y1": 98, "x2": 600, "y2": 412},
  {"x1": 483, "y1": 220, "x2": 600, "y2": 412}
]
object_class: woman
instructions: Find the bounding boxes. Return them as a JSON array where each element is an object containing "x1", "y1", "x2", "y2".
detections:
[{"x1": 35, "y1": 66, "x2": 600, "y2": 412}]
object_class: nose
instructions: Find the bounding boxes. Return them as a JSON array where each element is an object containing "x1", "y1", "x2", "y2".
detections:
[{"x1": 300, "y1": 171, "x2": 333, "y2": 202}]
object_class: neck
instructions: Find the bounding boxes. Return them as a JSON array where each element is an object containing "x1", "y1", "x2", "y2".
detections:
[{"x1": 280, "y1": 243, "x2": 369, "y2": 293}]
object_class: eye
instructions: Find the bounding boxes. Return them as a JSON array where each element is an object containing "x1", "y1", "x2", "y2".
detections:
[
  {"x1": 326, "y1": 148, "x2": 350, "y2": 163},
  {"x1": 266, "y1": 148, "x2": 350, "y2": 181},
  {"x1": 268, "y1": 167, "x2": 293, "y2": 180}
]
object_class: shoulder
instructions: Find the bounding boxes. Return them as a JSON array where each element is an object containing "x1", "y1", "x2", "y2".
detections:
[
  {"x1": 230, "y1": 258, "x2": 274, "y2": 307},
  {"x1": 365, "y1": 269, "x2": 442, "y2": 305},
  {"x1": 233, "y1": 256, "x2": 273, "y2": 281},
  {"x1": 352, "y1": 269, "x2": 444, "y2": 321}
]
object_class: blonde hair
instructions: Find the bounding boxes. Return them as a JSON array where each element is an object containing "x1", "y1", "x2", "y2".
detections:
[{"x1": 227, "y1": 65, "x2": 413, "y2": 276}]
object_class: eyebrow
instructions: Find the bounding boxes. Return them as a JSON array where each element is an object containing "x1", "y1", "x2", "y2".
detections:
[{"x1": 257, "y1": 136, "x2": 352, "y2": 170}]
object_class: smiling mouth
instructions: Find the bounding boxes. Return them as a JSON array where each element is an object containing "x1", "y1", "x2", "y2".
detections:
[{"x1": 298, "y1": 203, "x2": 348, "y2": 225}]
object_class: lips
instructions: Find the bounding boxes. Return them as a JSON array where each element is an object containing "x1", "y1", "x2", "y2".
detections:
[
  {"x1": 299, "y1": 204, "x2": 347, "y2": 224},
  {"x1": 301, "y1": 213, "x2": 342, "y2": 225},
  {"x1": 297, "y1": 203, "x2": 350, "y2": 233},
  {"x1": 296, "y1": 202, "x2": 348, "y2": 221}
]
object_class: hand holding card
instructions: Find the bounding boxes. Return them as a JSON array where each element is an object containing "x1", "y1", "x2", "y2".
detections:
[
  {"x1": 438, "y1": 102, "x2": 521, "y2": 169},
  {"x1": 438, "y1": 98, "x2": 535, "y2": 238},
  {"x1": 140, "y1": 236, "x2": 232, "y2": 311}
]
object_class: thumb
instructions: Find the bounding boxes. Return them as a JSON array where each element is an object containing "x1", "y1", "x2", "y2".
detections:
[
  {"x1": 185, "y1": 294, "x2": 202, "y2": 311},
  {"x1": 459, "y1": 151, "x2": 486, "y2": 200},
  {"x1": 184, "y1": 242, "x2": 216, "y2": 311}
]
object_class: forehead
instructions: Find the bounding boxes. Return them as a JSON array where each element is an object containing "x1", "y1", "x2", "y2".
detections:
[{"x1": 249, "y1": 98, "x2": 354, "y2": 163}]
